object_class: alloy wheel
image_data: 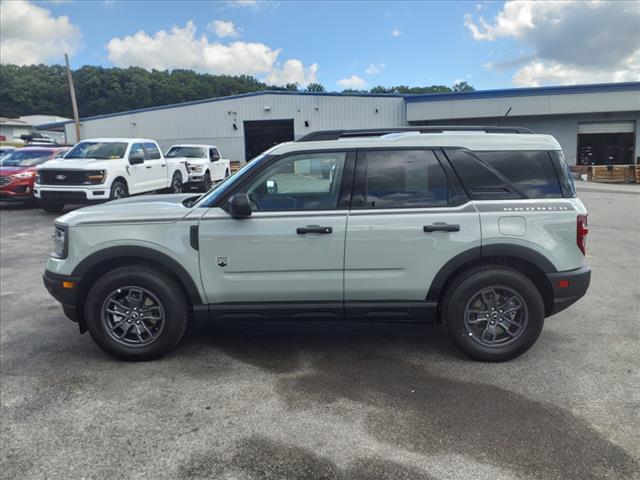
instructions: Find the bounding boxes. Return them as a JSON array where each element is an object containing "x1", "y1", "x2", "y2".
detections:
[
  {"x1": 100, "y1": 286, "x2": 166, "y2": 347},
  {"x1": 463, "y1": 286, "x2": 528, "y2": 348}
]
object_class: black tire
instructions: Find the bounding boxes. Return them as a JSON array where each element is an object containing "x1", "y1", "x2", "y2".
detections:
[
  {"x1": 224, "y1": 169, "x2": 230, "y2": 178},
  {"x1": 110, "y1": 179, "x2": 128, "y2": 200},
  {"x1": 84, "y1": 266, "x2": 189, "y2": 361},
  {"x1": 170, "y1": 172, "x2": 183, "y2": 194},
  {"x1": 202, "y1": 172, "x2": 212, "y2": 192},
  {"x1": 442, "y1": 266, "x2": 545, "y2": 362},
  {"x1": 42, "y1": 203, "x2": 64, "y2": 213}
]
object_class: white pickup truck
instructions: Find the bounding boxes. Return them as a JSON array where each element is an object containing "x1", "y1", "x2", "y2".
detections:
[
  {"x1": 165, "y1": 144, "x2": 231, "y2": 192},
  {"x1": 34, "y1": 138, "x2": 189, "y2": 213}
]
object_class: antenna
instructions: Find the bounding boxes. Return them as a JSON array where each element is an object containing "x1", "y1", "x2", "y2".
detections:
[{"x1": 497, "y1": 106, "x2": 512, "y2": 127}]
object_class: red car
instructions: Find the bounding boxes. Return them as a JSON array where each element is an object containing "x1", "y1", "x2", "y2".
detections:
[{"x1": 0, "y1": 146, "x2": 70, "y2": 204}]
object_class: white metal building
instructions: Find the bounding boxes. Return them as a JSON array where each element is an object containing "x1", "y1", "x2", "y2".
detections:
[{"x1": 54, "y1": 82, "x2": 639, "y2": 165}]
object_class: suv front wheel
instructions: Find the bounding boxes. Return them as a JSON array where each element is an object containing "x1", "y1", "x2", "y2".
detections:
[
  {"x1": 442, "y1": 266, "x2": 544, "y2": 362},
  {"x1": 84, "y1": 266, "x2": 189, "y2": 361}
]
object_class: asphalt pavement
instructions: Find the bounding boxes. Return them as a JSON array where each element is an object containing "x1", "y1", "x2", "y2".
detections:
[{"x1": 1, "y1": 185, "x2": 638, "y2": 480}]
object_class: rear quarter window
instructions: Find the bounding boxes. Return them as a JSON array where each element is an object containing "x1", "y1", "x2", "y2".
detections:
[{"x1": 447, "y1": 149, "x2": 563, "y2": 199}]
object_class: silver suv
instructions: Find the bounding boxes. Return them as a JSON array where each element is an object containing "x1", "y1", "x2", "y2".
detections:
[{"x1": 43, "y1": 127, "x2": 591, "y2": 361}]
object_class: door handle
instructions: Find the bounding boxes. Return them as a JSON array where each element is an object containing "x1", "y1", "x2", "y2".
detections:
[
  {"x1": 297, "y1": 225, "x2": 333, "y2": 234},
  {"x1": 145, "y1": 165, "x2": 152, "y2": 169},
  {"x1": 423, "y1": 223, "x2": 460, "y2": 233}
]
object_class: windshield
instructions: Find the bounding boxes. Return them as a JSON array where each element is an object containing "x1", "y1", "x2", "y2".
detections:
[
  {"x1": 195, "y1": 154, "x2": 268, "y2": 208},
  {"x1": 52, "y1": 149, "x2": 69, "y2": 159},
  {"x1": 65, "y1": 141, "x2": 128, "y2": 160},
  {"x1": 0, "y1": 149, "x2": 52, "y2": 167},
  {"x1": 166, "y1": 146, "x2": 206, "y2": 158}
]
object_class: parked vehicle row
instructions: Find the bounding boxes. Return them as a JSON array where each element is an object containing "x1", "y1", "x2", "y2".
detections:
[
  {"x1": 42, "y1": 127, "x2": 591, "y2": 363},
  {"x1": 0, "y1": 139, "x2": 231, "y2": 213}
]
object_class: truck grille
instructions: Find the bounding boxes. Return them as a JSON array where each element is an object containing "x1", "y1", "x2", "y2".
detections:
[
  {"x1": 38, "y1": 170, "x2": 86, "y2": 185},
  {"x1": 0, "y1": 176, "x2": 11, "y2": 187}
]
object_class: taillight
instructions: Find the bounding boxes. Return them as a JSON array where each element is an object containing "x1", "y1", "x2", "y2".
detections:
[{"x1": 577, "y1": 214, "x2": 588, "y2": 255}]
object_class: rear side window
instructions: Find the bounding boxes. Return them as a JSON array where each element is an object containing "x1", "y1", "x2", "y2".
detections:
[
  {"x1": 143, "y1": 143, "x2": 161, "y2": 160},
  {"x1": 446, "y1": 149, "x2": 562, "y2": 199},
  {"x1": 361, "y1": 150, "x2": 449, "y2": 208}
]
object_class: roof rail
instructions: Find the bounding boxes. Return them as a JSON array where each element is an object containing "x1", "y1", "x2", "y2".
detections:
[{"x1": 296, "y1": 126, "x2": 533, "y2": 142}]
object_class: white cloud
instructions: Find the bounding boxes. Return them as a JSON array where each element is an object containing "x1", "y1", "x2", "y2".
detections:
[
  {"x1": 465, "y1": 0, "x2": 640, "y2": 86},
  {"x1": 208, "y1": 20, "x2": 240, "y2": 38},
  {"x1": 228, "y1": 0, "x2": 259, "y2": 8},
  {"x1": 337, "y1": 75, "x2": 367, "y2": 89},
  {"x1": 365, "y1": 63, "x2": 385, "y2": 75},
  {"x1": 0, "y1": 0, "x2": 82, "y2": 65},
  {"x1": 392, "y1": 28, "x2": 402, "y2": 37},
  {"x1": 106, "y1": 21, "x2": 318, "y2": 85},
  {"x1": 265, "y1": 59, "x2": 318, "y2": 85}
]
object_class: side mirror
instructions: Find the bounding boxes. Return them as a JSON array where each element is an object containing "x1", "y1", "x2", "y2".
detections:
[
  {"x1": 266, "y1": 179, "x2": 278, "y2": 194},
  {"x1": 129, "y1": 151, "x2": 145, "y2": 164},
  {"x1": 227, "y1": 193, "x2": 252, "y2": 218}
]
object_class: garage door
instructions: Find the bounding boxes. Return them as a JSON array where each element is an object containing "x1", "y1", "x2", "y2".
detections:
[
  {"x1": 577, "y1": 122, "x2": 636, "y2": 165},
  {"x1": 578, "y1": 122, "x2": 635, "y2": 134}
]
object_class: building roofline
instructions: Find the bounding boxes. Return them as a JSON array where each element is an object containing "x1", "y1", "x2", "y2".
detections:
[
  {"x1": 56, "y1": 90, "x2": 405, "y2": 125},
  {"x1": 404, "y1": 82, "x2": 640, "y2": 103},
  {"x1": 55, "y1": 82, "x2": 640, "y2": 127}
]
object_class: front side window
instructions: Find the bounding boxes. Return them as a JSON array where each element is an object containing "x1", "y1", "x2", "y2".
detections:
[
  {"x1": 210, "y1": 148, "x2": 220, "y2": 161},
  {"x1": 244, "y1": 152, "x2": 347, "y2": 211},
  {"x1": 143, "y1": 143, "x2": 161, "y2": 160},
  {"x1": 0, "y1": 149, "x2": 52, "y2": 167},
  {"x1": 361, "y1": 150, "x2": 449, "y2": 208},
  {"x1": 65, "y1": 141, "x2": 127, "y2": 160},
  {"x1": 129, "y1": 143, "x2": 145, "y2": 159}
]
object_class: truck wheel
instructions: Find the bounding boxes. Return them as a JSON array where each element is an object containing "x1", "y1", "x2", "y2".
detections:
[
  {"x1": 42, "y1": 203, "x2": 64, "y2": 213},
  {"x1": 84, "y1": 266, "x2": 189, "y2": 361},
  {"x1": 202, "y1": 172, "x2": 212, "y2": 192},
  {"x1": 170, "y1": 172, "x2": 183, "y2": 194},
  {"x1": 225, "y1": 169, "x2": 230, "y2": 178},
  {"x1": 110, "y1": 180, "x2": 128, "y2": 200},
  {"x1": 442, "y1": 266, "x2": 544, "y2": 362}
]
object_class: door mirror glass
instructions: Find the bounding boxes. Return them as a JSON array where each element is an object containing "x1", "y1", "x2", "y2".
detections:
[
  {"x1": 129, "y1": 151, "x2": 145, "y2": 164},
  {"x1": 227, "y1": 193, "x2": 252, "y2": 218},
  {"x1": 266, "y1": 179, "x2": 278, "y2": 194}
]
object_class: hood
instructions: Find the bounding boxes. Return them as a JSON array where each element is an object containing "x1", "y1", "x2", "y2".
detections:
[
  {"x1": 57, "y1": 193, "x2": 203, "y2": 226},
  {"x1": 37, "y1": 158, "x2": 116, "y2": 170},
  {"x1": 0, "y1": 165, "x2": 34, "y2": 174}
]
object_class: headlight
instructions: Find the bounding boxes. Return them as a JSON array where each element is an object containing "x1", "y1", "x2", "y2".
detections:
[
  {"x1": 13, "y1": 171, "x2": 36, "y2": 179},
  {"x1": 187, "y1": 163, "x2": 203, "y2": 173},
  {"x1": 51, "y1": 225, "x2": 68, "y2": 259},
  {"x1": 35, "y1": 173, "x2": 41, "y2": 183},
  {"x1": 83, "y1": 170, "x2": 106, "y2": 184}
]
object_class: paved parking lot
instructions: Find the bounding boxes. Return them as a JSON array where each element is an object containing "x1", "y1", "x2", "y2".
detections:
[{"x1": 1, "y1": 186, "x2": 639, "y2": 480}]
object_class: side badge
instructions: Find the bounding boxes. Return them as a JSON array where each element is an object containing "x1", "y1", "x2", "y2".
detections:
[{"x1": 216, "y1": 256, "x2": 229, "y2": 268}]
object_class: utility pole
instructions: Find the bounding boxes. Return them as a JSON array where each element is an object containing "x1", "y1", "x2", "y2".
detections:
[{"x1": 65, "y1": 53, "x2": 81, "y2": 142}]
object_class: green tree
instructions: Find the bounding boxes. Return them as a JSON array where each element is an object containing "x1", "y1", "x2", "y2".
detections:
[
  {"x1": 452, "y1": 81, "x2": 475, "y2": 92},
  {"x1": 305, "y1": 83, "x2": 326, "y2": 93}
]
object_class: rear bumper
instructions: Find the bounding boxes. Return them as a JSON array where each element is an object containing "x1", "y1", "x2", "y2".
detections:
[
  {"x1": 547, "y1": 264, "x2": 591, "y2": 316},
  {"x1": 43, "y1": 270, "x2": 82, "y2": 324}
]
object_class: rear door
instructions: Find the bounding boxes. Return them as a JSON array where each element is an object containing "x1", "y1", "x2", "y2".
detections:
[
  {"x1": 142, "y1": 142, "x2": 167, "y2": 191},
  {"x1": 344, "y1": 149, "x2": 481, "y2": 316}
]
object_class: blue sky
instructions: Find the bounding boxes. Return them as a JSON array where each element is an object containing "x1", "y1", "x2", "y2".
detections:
[{"x1": 2, "y1": 1, "x2": 639, "y2": 90}]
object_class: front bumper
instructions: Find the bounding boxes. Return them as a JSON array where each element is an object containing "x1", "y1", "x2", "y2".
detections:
[
  {"x1": 547, "y1": 264, "x2": 591, "y2": 316},
  {"x1": 43, "y1": 270, "x2": 83, "y2": 326},
  {"x1": 34, "y1": 184, "x2": 108, "y2": 204},
  {"x1": 0, "y1": 179, "x2": 35, "y2": 200}
]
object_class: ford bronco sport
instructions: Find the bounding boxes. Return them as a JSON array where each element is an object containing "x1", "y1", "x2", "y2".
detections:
[{"x1": 43, "y1": 127, "x2": 590, "y2": 361}]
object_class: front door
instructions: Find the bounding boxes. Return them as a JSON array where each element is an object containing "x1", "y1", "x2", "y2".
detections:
[
  {"x1": 127, "y1": 143, "x2": 149, "y2": 194},
  {"x1": 344, "y1": 149, "x2": 481, "y2": 308},
  {"x1": 198, "y1": 151, "x2": 353, "y2": 312}
]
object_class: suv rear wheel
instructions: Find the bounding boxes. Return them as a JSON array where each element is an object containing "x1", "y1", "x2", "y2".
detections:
[
  {"x1": 442, "y1": 266, "x2": 544, "y2": 362},
  {"x1": 84, "y1": 266, "x2": 189, "y2": 361}
]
